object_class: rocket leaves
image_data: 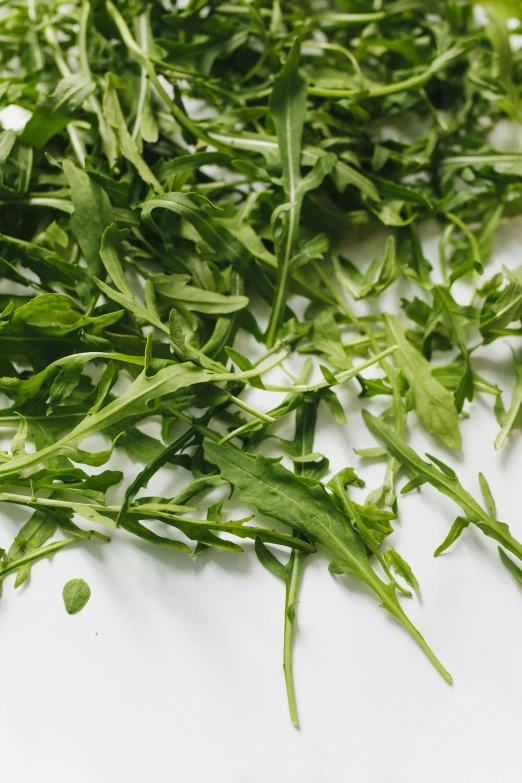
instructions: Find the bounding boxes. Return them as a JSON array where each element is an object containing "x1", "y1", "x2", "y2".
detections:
[
  {"x1": 384, "y1": 315, "x2": 462, "y2": 450},
  {"x1": 206, "y1": 441, "x2": 451, "y2": 684},
  {"x1": 363, "y1": 411, "x2": 522, "y2": 563},
  {"x1": 21, "y1": 76, "x2": 95, "y2": 149},
  {"x1": 0, "y1": 0, "x2": 521, "y2": 729}
]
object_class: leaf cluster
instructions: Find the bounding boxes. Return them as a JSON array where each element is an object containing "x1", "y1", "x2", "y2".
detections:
[{"x1": 0, "y1": 0, "x2": 522, "y2": 726}]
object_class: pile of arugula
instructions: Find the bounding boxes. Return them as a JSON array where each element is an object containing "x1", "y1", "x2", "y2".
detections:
[{"x1": 1, "y1": 0, "x2": 522, "y2": 726}]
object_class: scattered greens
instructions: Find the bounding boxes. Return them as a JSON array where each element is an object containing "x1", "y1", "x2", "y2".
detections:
[
  {"x1": 1, "y1": 0, "x2": 522, "y2": 727},
  {"x1": 63, "y1": 577, "x2": 91, "y2": 614}
]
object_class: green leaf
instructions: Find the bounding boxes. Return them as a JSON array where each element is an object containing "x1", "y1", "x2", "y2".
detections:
[
  {"x1": 265, "y1": 39, "x2": 307, "y2": 345},
  {"x1": 498, "y1": 547, "x2": 522, "y2": 586},
  {"x1": 103, "y1": 74, "x2": 163, "y2": 193},
  {"x1": 494, "y1": 350, "x2": 522, "y2": 449},
  {"x1": 63, "y1": 160, "x2": 113, "y2": 283},
  {"x1": 254, "y1": 537, "x2": 287, "y2": 582},
  {"x1": 384, "y1": 548, "x2": 420, "y2": 594},
  {"x1": 62, "y1": 577, "x2": 91, "y2": 614},
  {"x1": 0, "y1": 362, "x2": 214, "y2": 478},
  {"x1": 270, "y1": 39, "x2": 306, "y2": 202},
  {"x1": 363, "y1": 410, "x2": 522, "y2": 563},
  {"x1": 11, "y1": 414, "x2": 28, "y2": 456},
  {"x1": 205, "y1": 441, "x2": 451, "y2": 683},
  {"x1": 335, "y1": 237, "x2": 399, "y2": 300},
  {"x1": 479, "y1": 473, "x2": 496, "y2": 518},
  {"x1": 482, "y1": 266, "x2": 522, "y2": 337},
  {"x1": 152, "y1": 273, "x2": 249, "y2": 314},
  {"x1": 385, "y1": 314, "x2": 462, "y2": 449},
  {"x1": 141, "y1": 193, "x2": 253, "y2": 273},
  {"x1": 434, "y1": 517, "x2": 471, "y2": 557},
  {"x1": 21, "y1": 76, "x2": 95, "y2": 148},
  {"x1": 0, "y1": 232, "x2": 84, "y2": 289}
]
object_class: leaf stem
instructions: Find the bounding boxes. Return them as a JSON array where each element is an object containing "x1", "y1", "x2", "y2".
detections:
[
  {"x1": 214, "y1": 348, "x2": 288, "y2": 382},
  {"x1": 263, "y1": 345, "x2": 397, "y2": 392},
  {"x1": 284, "y1": 549, "x2": 305, "y2": 727},
  {"x1": 308, "y1": 45, "x2": 468, "y2": 99},
  {"x1": 43, "y1": 24, "x2": 87, "y2": 166},
  {"x1": 227, "y1": 394, "x2": 275, "y2": 424}
]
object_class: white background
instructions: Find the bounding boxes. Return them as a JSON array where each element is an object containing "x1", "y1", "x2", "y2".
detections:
[{"x1": 2, "y1": 114, "x2": 522, "y2": 782}]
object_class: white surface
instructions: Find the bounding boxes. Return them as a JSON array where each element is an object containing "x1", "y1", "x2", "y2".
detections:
[{"x1": 3, "y1": 174, "x2": 522, "y2": 783}]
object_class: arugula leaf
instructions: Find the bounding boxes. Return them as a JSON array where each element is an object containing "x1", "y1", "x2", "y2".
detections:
[
  {"x1": 206, "y1": 442, "x2": 451, "y2": 683},
  {"x1": 494, "y1": 349, "x2": 522, "y2": 449},
  {"x1": 62, "y1": 577, "x2": 91, "y2": 614},
  {"x1": 498, "y1": 547, "x2": 522, "y2": 587},
  {"x1": 2, "y1": 0, "x2": 522, "y2": 727},
  {"x1": 152, "y1": 273, "x2": 249, "y2": 314},
  {"x1": 141, "y1": 193, "x2": 253, "y2": 272},
  {"x1": 63, "y1": 160, "x2": 113, "y2": 285},
  {"x1": 384, "y1": 315, "x2": 462, "y2": 449},
  {"x1": 103, "y1": 74, "x2": 163, "y2": 193},
  {"x1": 335, "y1": 237, "x2": 399, "y2": 300},
  {"x1": 21, "y1": 76, "x2": 95, "y2": 149},
  {"x1": 384, "y1": 548, "x2": 420, "y2": 595},
  {"x1": 265, "y1": 40, "x2": 307, "y2": 345},
  {"x1": 363, "y1": 411, "x2": 522, "y2": 563}
]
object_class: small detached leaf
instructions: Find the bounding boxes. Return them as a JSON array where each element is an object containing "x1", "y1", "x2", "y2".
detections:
[{"x1": 62, "y1": 578, "x2": 92, "y2": 615}]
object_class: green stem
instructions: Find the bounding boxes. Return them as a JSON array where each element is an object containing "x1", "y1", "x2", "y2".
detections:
[
  {"x1": 43, "y1": 24, "x2": 87, "y2": 166},
  {"x1": 300, "y1": 40, "x2": 364, "y2": 81},
  {"x1": 227, "y1": 394, "x2": 275, "y2": 424},
  {"x1": 265, "y1": 200, "x2": 300, "y2": 348},
  {"x1": 131, "y1": 12, "x2": 150, "y2": 142},
  {"x1": 27, "y1": 0, "x2": 43, "y2": 70},
  {"x1": 308, "y1": 45, "x2": 467, "y2": 99},
  {"x1": 213, "y1": 348, "x2": 288, "y2": 382},
  {"x1": 315, "y1": 11, "x2": 385, "y2": 25},
  {"x1": 263, "y1": 345, "x2": 397, "y2": 392},
  {"x1": 218, "y1": 348, "x2": 397, "y2": 445},
  {"x1": 447, "y1": 212, "x2": 481, "y2": 265},
  {"x1": 284, "y1": 549, "x2": 305, "y2": 727}
]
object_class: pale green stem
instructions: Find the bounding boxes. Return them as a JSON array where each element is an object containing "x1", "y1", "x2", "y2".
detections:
[
  {"x1": 284, "y1": 550, "x2": 304, "y2": 727},
  {"x1": 315, "y1": 11, "x2": 385, "y2": 24},
  {"x1": 213, "y1": 349, "x2": 288, "y2": 383},
  {"x1": 439, "y1": 223, "x2": 454, "y2": 285},
  {"x1": 266, "y1": 198, "x2": 301, "y2": 348},
  {"x1": 43, "y1": 25, "x2": 87, "y2": 166},
  {"x1": 262, "y1": 345, "x2": 397, "y2": 392},
  {"x1": 301, "y1": 40, "x2": 364, "y2": 81},
  {"x1": 27, "y1": 0, "x2": 43, "y2": 70},
  {"x1": 132, "y1": 12, "x2": 150, "y2": 142},
  {"x1": 308, "y1": 46, "x2": 466, "y2": 99},
  {"x1": 227, "y1": 394, "x2": 275, "y2": 424}
]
